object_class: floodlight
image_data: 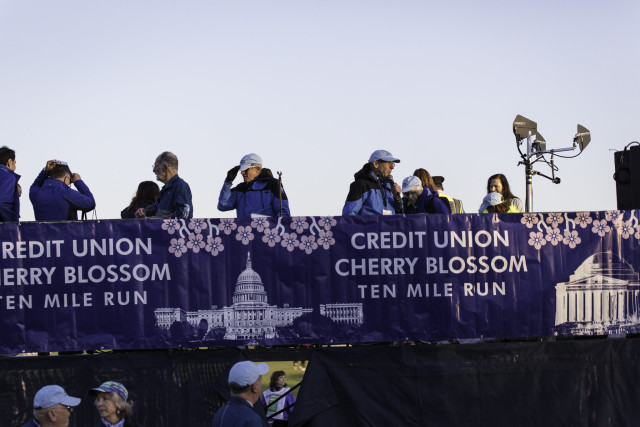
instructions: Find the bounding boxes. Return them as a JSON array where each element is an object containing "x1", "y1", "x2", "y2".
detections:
[
  {"x1": 513, "y1": 115, "x2": 537, "y2": 141},
  {"x1": 575, "y1": 124, "x2": 591, "y2": 151}
]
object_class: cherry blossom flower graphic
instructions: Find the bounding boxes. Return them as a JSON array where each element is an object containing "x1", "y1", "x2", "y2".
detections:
[
  {"x1": 205, "y1": 236, "x2": 224, "y2": 256},
  {"x1": 162, "y1": 219, "x2": 180, "y2": 235},
  {"x1": 281, "y1": 232, "x2": 299, "y2": 252},
  {"x1": 262, "y1": 228, "x2": 282, "y2": 247},
  {"x1": 545, "y1": 212, "x2": 564, "y2": 228},
  {"x1": 591, "y1": 219, "x2": 611, "y2": 237},
  {"x1": 635, "y1": 225, "x2": 640, "y2": 240},
  {"x1": 575, "y1": 212, "x2": 592, "y2": 229},
  {"x1": 545, "y1": 227, "x2": 562, "y2": 246},
  {"x1": 563, "y1": 230, "x2": 581, "y2": 249},
  {"x1": 605, "y1": 210, "x2": 623, "y2": 225},
  {"x1": 168, "y1": 238, "x2": 188, "y2": 257},
  {"x1": 318, "y1": 230, "x2": 335, "y2": 249},
  {"x1": 251, "y1": 217, "x2": 270, "y2": 232},
  {"x1": 299, "y1": 235, "x2": 318, "y2": 254},
  {"x1": 318, "y1": 216, "x2": 337, "y2": 230},
  {"x1": 219, "y1": 218, "x2": 237, "y2": 235},
  {"x1": 618, "y1": 220, "x2": 634, "y2": 239},
  {"x1": 528, "y1": 231, "x2": 546, "y2": 250},
  {"x1": 187, "y1": 233, "x2": 206, "y2": 253},
  {"x1": 188, "y1": 218, "x2": 207, "y2": 234},
  {"x1": 520, "y1": 214, "x2": 538, "y2": 228},
  {"x1": 236, "y1": 226, "x2": 255, "y2": 245},
  {"x1": 290, "y1": 217, "x2": 309, "y2": 234}
]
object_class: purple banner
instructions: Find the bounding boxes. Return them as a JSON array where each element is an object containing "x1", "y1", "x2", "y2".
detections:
[{"x1": 0, "y1": 210, "x2": 638, "y2": 354}]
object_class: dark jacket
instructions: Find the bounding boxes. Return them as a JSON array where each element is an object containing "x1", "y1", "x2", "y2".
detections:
[
  {"x1": 145, "y1": 174, "x2": 192, "y2": 219},
  {"x1": 94, "y1": 417, "x2": 139, "y2": 426},
  {"x1": 403, "y1": 186, "x2": 450, "y2": 215},
  {"x1": 212, "y1": 396, "x2": 267, "y2": 427},
  {"x1": 121, "y1": 199, "x2": 156, "y2": 219},
  {"x1": 218, "y1": 168, "x2": 290, "y2": 218},
  {"x1": 342, "y1": 164, "x2": 402, "y2": 216},
  {"x1": 0, "y1": 164, "x2": 20, "y2": 221},
  {"x1": 29, "y1": 169, "x2": 95, "y2": 221}
]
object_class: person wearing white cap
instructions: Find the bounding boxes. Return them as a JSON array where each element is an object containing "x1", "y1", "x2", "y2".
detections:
[
  {"x1": 401, "y1": 176, "x2": 450, "y2": 215},
  {"x1": 218, "y1": 153, "x2": 290, "y2": 218},
  {"x1": 212, "y1": 360, "x2": 270, "y2": 427},
  {"x1": 21, "y1": 385, "x2": 81, "y2": 427},
  {"x1": 342, "y1": 149, "x2": 403, "y2": 216}
]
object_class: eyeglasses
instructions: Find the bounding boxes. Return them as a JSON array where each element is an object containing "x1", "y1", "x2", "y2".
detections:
[{"x1": 62, "y1": 405, "x2": 73, "y2": 413}]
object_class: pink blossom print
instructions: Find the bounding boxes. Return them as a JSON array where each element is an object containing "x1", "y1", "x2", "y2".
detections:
[
  {"x1": 290, "y1": 217, "x2": 309, "y2": 234},
  {"x1": 187, "y1": 233, "x2": 206, "y2": 253},
  {"x1": 251, "y1": 217, "x2": 270, "y2": 232},
  {"x1": 162, "y1": 219, "x2": 180, "y2": 235},
  {"x1": 618, "y1": 220, "x2": 634, "y2": 239},
  {"x1": 591, "y1": 219, "x2": 610, "y2": 237},
  {"x1": 528, "y1": 231, "x2": 546, "y2": 250},
  {"x1": 563, "y1": 230, "x2": 581, "y2": 249},
  {"x1": 605, "y1": 210, "x2": 623, "y2": 224},
  {"x1": 520, "y1": 214, "x2": 538, "y2": 228},
  {"x1": 575, "y1": 212, "x2": 592, "y2": 229},
  {"x1": 318, "y1": 230, "x2": 335, "y2": 249},
  {"x1": 188, "y1": 218, "x2": 207, "y2": 234},
  {"x1": 299, "y1": 235, "x2": 318, "y2": 254},
  {"x1": 262, "y1": 228, "x2": 282, "y2": 247},
  {"x1": 545, "y1": 227, "x2": 562, "y2": 246},
  {"x1": 205, "y1": 236, "x2": 224, "y2": 256},
  {"x1": 281, "y1": 232, "x2": 299, "y2": 252},
  {"x1": 318, "y1": 216, "x2": 337, "y2": 230},
  {"x1": 236, "y1": 226, "x2": 255, "y2": 245},
  {"x1": 219, "y1": 218, "x2": 237, "y2": 235},
  {"x1": 168, "y1": 238, "x2": 188, "y2": 257},
  {"x1": 545, "y1": 212, "x2": 564, "y2": 228}
]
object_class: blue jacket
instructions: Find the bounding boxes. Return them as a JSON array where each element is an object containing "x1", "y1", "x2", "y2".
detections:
[
  {"x1": 342, "y1": 164, "x2": 402, "y2": 216},
  {"x1": 146, "y1": 174, "x2": 193, "y2": 219},
  {"x1": 0, "y1": 164, "x2": 20, "y2": 221},
  {"x1": 29, "y1": 169, "x2": 96, "y2": 221},
  {"x1": 212, "y1": 396, "x2": 267, "y2": 427},
  {"x1": 218, "y1": 168, "x2": 290, "y2": 218},
  {"x1": 403, "y1": 186, "x2": 450, "y2": 215}
]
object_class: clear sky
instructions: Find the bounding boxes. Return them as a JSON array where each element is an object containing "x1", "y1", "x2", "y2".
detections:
[{"x1": 1, "y1": 1, "x2": 638, "y2": 221}]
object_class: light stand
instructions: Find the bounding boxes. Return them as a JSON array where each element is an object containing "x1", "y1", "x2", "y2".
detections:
[{"x1": 513, "y1": 115, "x2": 591, "y2": 212}]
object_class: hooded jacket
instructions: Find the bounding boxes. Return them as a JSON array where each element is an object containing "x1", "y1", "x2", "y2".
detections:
[
  {"x1": 218, "y1": 168, "x2": 290, "y2": 218},
  {"x1": 403, "y1": 186, "x2": 450, "y2": 214},
  {"x1": 342, "y1": 163, "x2": 403, "y2": 216},
  {"x1": 29, "y1": 169, "x2": 95, "y2": 221}
]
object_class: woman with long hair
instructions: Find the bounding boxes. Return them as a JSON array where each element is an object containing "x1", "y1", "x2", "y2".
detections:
[
  {"x1": 121, "y1": 181, "x2": 160, "y2": 219},
  {"x1": 479, "y1": 174, "x2": 523, "y2": 213},
  {"x1": 259, "y1": 370, "x2": 295, "y2": 425}
]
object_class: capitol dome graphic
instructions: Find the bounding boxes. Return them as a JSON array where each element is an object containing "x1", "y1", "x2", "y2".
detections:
[
  {"x1": 555, "y1": 252, "x2": 640, "y2": 335},
  {"x1": 154, "y1": 252, "x2": 363, "y2": 343}
]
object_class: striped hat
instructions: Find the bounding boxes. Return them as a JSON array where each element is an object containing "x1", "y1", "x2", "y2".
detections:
[{"x1": 88, "y1": 381, "x2": 128, "y2": 401}]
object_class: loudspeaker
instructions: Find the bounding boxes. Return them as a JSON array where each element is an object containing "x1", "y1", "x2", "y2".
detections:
[{"x1": 614, "y1": 145, "x2": 640, "y2": 209}]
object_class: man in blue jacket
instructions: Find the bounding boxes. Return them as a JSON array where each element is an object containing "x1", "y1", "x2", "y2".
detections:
[
  {"x1": 342, "y1": 149, "x2": 403, "y2": 216},
  {"x1": 0, "y1": 146, "x2": 20, "y2": 222},
  {"x1": 218, "y1": 153, "x2": 290, "y2": 218},
  {"x1": 30, "y1": 160, "x2": 96, "y2": 221},
  {"x1": 212, "y1": 361, "x2": 269, "y2": 427},
  {"x1": 136, "y1": 151, "x2": 193, "y2": 219}
]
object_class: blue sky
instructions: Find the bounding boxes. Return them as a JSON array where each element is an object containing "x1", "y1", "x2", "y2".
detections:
[{"x1": 1, "y1": 1, "x2": 638, "y2": 220}]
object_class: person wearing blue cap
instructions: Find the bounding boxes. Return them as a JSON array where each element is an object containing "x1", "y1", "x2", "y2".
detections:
[
  {"x1": 21, "y1": 385, "x2": 81, "y2": 427},
  {"x1": 218, "y1": 153, "x2": 290, "y2": 218},
  {"x1": 212, "y1": 360, "x2": 270, "y2": 427},
  {"x1": 401, "y1": 176, "x2": 450, "y2": 215},
  {"x1": 342, "y1": 149, "x2": 403, "y2": 216},
  {"x1": 88, "y1": 381, "x2": 138, "y2": 427}
]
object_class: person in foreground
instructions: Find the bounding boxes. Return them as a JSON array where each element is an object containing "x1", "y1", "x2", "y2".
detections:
[
  {"x1": 401, "y1": 176, "x2": 449, "y2": 215},
  {"x1": 218, "y1": 153, "x2": 290, "y2": 218},
  {"x1": 479, "y1": 173, "x2": 523, "y2": 213},
  {"x1": 212, "y1": 360, "x2": 270, "y2": 427},
  {"x1": 136, "y1": 151, "x2": 192, "y2": 219},
  {"x1": 21, "y1": 385, "x2": 81, "y2": 427},
  {"x1": 342, "y1": 149, "x2": 403, "y2": 216},
  {"x1": 260, "y1": 370, "x2": 295, "y2": 425},
  {"x1": 88, "y1": 381, "x2": 138, "y2": 427}
]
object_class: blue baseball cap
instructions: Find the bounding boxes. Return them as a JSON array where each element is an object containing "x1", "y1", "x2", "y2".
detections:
[
  {"x1": 88, "y1": 381, "x2": 128, "y2": 401},
  {"x1": 34, "y1": 385, "x2": 81, "y2": 409},
  {"x1": 401, "y1": 176, "x2": 422, "y2": 193},
  {"x1": 369, "y1": 149, "x2": 400, "y2": 163}
]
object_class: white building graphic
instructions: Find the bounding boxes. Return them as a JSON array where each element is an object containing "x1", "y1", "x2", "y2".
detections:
[
  {"x1": 555, "y1": 252, "x2": 640, "y2": 335},
  {"x1": 155, "y1": 252, "x2": 363, "y2": 341}
]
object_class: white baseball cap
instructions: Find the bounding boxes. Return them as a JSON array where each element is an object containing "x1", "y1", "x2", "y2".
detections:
[
  {"x1": 34, "y1": 385, "x2": 81, "y2": 409},
  {"x1": 228, "y1": 361, "x2": 269, "y2": 386},
  {"x1": 402, "y1": 176, "x2": 422, "y2": 193},
  {"x1": 239, "y1": 153, "x2": 263, "y2": 171}
]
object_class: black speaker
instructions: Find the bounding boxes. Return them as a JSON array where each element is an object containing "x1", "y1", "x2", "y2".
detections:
[{"x1": 614, "y1": 144, "x2": 640, "y2": 209}]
